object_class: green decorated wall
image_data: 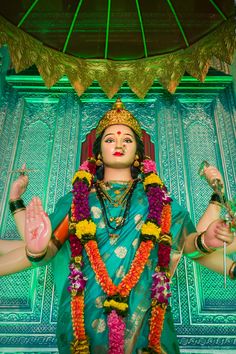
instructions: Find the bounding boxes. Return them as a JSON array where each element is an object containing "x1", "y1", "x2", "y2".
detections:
[{"x1": 0, "y1": 62, "x2": 236, "y2": 353}]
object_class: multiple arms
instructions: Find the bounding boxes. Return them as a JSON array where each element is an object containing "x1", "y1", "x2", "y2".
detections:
[
  {"x1": 184, "y1": 166, "x2": 236, "y2": 277},
  {"x1": 1, "y1": 165, "x2": 61, "y2": 274},
  {"x1": 1, "y1": 164, "x2": 235, "y2": 279},
  {"x1": 184, "y1": 222, "x2": 236, "y2": 277},
  {"x1": 0, "y1": 197, "x2": 59, "y2": 275}
]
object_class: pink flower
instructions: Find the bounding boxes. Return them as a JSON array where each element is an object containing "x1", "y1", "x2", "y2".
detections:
[
  {"x1": 162, "y1": 187, "x2": 172, "y2": 204},
  {"x1": 79, "y1": 159, "x2": 97, "y2": 175},
  {"x1": 151, "y1": 272, "x2": 171, "y2": 303},
  {"x1": 68, "y1": 263, "x2": 87, "y2": 293},
  {"x1": 142, "y1": 159, "x2": 157, "y2": 174},
  {"x1": 107, "y1": 310, "x2": 125, "y2": 354}
]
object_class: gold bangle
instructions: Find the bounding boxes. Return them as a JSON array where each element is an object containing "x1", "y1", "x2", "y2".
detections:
[
  {"x1": 26, "y1": 247, "x2": 47, "y2": 263},
  {"x1": 188, "y1": 232, "x2": 216, "y2": 260},
  {"x1": 194, "y1": 232, "x2": 215, "y2": 255},
  {"x1": 200, "y1": 232, "x2": 216, "y2": 254},
  {"x1": 194, "y1": 232, "x2": 205, "y2": 254},
  {"x1": 26, "y1": 247, "x2": 48, "y2": 258},
  {"x1": 229, "y1": 262, "x2": 236, "y2": 280},
  {"x1": 187, "y1": 232, "x2": 207, "y2": 259}
]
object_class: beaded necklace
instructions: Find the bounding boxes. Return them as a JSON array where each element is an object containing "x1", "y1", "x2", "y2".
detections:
[{"x1": 68, "y1": 157, "x2": 172, "y2": 354}]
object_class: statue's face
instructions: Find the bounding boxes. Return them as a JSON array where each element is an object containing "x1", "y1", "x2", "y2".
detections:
[{"x1": 101, "y1": 124, "x2": 137, "y2": 169}]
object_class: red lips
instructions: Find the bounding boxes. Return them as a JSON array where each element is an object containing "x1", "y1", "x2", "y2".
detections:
[{"x1": 113, "y1": 152, "x2": 124, "y2": 156}]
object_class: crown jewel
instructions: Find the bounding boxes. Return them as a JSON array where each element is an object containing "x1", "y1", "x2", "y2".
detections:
[{"x1": 96, "y1": 98, "x2": 142, "y2": 139}]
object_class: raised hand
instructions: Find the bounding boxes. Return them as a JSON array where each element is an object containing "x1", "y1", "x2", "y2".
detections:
[
  {"x1": 10, "y1": 163, "x2": 29, "y2": 200},
  {"x1": 25, "y1": 197, "x2": 51, "y2": 255},
  {"x1": 201, "y1": 164, "x2": 224, "y2": 194},
  {"x1": 204, "y1": 219, "x2": 234, "y2": 249}
]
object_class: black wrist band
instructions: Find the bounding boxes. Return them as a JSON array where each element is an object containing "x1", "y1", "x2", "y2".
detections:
[
  {"x1": 210, "y1": 193, "x2": 226, "y2": 204},
  {"x1": 26, "y1": 253, "x2": 46, "y2": 262},
  {"x1": 9, "y1": 199, "x2": 26, "y2": 214}
]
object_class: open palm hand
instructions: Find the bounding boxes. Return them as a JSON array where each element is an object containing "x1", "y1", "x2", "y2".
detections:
[{"x1": 25, "y1": 197, "x2": 51, "y2": 255}]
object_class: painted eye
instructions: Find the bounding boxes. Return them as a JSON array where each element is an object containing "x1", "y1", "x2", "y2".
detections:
[
  {"x1": 123, "y1": 138, "x2": 133, "y2": 143},
  {"x1": 104, "y1": 138, "x2": 115, "y2": 143}
]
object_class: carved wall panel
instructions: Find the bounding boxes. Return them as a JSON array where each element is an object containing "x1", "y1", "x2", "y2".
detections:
[{"x1": 0, "y1": 74, "x2": 235, "y2": 353}]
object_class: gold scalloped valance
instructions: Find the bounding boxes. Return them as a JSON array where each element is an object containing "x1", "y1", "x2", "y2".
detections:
[{"x1": 0, "y1": 15, "x2": 235, "y2": 98}]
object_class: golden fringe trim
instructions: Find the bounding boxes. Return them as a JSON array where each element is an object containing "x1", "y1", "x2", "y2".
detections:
[{"x1": 0, "y1": 16, "x2": 235, "y2": 98}]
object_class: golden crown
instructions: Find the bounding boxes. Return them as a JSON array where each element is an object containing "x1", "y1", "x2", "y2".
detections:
[{"x1": 96, "y1": 98, "x2": 142, "y2": 139}]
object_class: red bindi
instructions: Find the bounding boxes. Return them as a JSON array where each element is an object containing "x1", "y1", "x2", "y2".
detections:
[{"x1": 117, "y1": 131, "x2": 122, "y2": 135}]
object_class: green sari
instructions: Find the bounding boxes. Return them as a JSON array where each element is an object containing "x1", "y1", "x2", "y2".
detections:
[{"x1": 50, "y1": 180, "x2": 195, "y2": 353}]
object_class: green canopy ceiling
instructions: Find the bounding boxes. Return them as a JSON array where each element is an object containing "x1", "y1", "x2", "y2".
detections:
[{"x1": 0, "y1": 0, "x2": 235, "y2": 97}]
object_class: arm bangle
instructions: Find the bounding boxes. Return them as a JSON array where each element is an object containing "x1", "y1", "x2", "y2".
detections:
[
  {"x1": 25, "y1": 247, "x2": 47, "y2": 262},
  {"x1": 9, "y1": 199, "x2": 26, "y2": 214},
  {"x1": 187, "y1": 232, "x2": 214, "y2": 260},
  {"x1": 229, "y1": 262, "x2": 236, "y2": 280},
  {"x1": 210, "y1": 193, "x2": 226, "y2": 205},
  {"x1": 195, "y1": 232, "x2": 215, "y2": 255},
  {"x1": 12, "y1": 207, "x2": 26, "y2": 215}
]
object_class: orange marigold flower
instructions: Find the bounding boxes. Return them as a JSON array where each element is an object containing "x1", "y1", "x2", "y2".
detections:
[
  {"x1": 71, "y1": 294, "x2": 87, "y2": 341},
  {"x1": 85, "y1": 241, "x2": 117, "y2": 296},
  {"x1": 148, "y1": 305, "x2": 166, "y2": 351},
  {"x1": 161, "y1": 204, "x2": 171, "y2": 234},
  {"x1": 117, "y1": 241, "x2": 153, "y2": 296}
]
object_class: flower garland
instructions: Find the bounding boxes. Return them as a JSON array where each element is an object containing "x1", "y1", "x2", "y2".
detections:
[{"x1": 68, "y1": 157, "x2": 172, "y2": 354}]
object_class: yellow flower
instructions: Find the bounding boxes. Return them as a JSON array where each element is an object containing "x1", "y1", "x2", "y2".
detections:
[
  {"x1": 69, "y1": 222, "x2": 77, "y2": 232},
  {"x1": 104, "y1": 299, "x2": 128, "y2": 312},
  {"x1": 74, "y1": 255, "x2": 83, "y2": 264},
  {"x1": 143, "y1": 173, "x2": 163, "y2": 188},
  {"x1": 75, "y1": 220, "x2": 96, "y2": 239},
  {"x1": 72, "y1": 171, "x2": 92, "y2": 186},
  {"x1": 141, "y1": 221, "x2": 161, "y2": 240}
]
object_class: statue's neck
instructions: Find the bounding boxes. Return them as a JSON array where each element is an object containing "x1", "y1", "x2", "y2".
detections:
[{"x1": 103, "y1": 166, "x2": 132, "y2": 182}]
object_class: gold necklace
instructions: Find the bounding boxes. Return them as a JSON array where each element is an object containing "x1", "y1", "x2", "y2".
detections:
[
  {"x1": 105, "y1": 181, "x2": 128, "y2": 197},
  {"x1": 95, "y1": 179, "x2": 139, "y2": 238},
  {"x1": 98, "y1": 180, "x2": 134, "y2": 207}
]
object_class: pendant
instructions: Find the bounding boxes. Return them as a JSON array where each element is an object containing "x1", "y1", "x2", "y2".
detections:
[
  {"x1": 109, "y1": 217, "x2": 124, "y2": 226},
  {"x1": 115, "y1": 216, "x2": 124, "y2": 226}
]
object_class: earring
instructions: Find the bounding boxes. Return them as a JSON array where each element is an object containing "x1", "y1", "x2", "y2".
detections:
[
  {"x1": 96, "y1": 153, "x2": 103, "y2": 166},
  {"x1": 133, "y1": 154, "x2": 140, "y2": 167}
]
